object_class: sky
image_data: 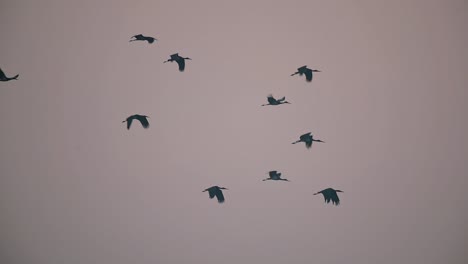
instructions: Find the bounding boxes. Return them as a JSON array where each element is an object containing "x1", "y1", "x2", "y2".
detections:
[{"x1": 1, "y1": 1, "x2": 467, "y2": 264}]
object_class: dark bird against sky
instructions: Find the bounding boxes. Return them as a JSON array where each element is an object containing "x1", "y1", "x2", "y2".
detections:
[
  {"x1": 263, "y1": 171, "x2": 290, "y2": 182},
  {"x1": 129, "y1": 34, "x2": 157, "y2": 44},
  {"x1": 291, "y1": 66, "x2": 320, "y2": 82},
  {"x1": 292, "y1": 132, "x2": 324, "y2": 149},
  {"x1": 314, "y1": 188, "x2": 343, "y2": 206},
  {"x1": 122, "y1": 114, "x2": 150, "y2": 130},
  {"x1": 262, "y1": 95, "x2": 291, "y2": 106},
  {"x1": 0, "y1": 68, "x2": 19, "y2": 82},
  {"x1": 164, "y1": 53, "x2": 192, "y2": 72},
  {"x1": 203, "y1": 186, "x2": 228, "y2": 203}
]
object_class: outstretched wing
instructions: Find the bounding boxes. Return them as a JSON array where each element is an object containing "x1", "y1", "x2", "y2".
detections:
[
  {"x1": 177, "y1": 59, "x2": 186, "y2": 72},
  {"x1": 215, "y1": 189, "x2": 225, "y2": 203},
  {"x1": 208, "y1": 188, "x2": 216, "y2": 199},
  {"x1": 145, "y1": 37, "x2": 156, "y2": 43},
  {"x1": 300, "y1": 132, "x2": 311, "y2": 141},
  {"x1": 304, "y1": 69, "x2": 313, "y2": 82},
  {"x1": 330, "y1": 191, "x2": 340, "y2": 205},
  {"x1": 126, "y1": 117, "x2": 133, "y2": 130},
  {"x1": 0, "y1": 68, "x2": 6, "y2": 79},
  {"x1": 277, "y1": 96, "x2": 286, "y2": 102},
  {"x1": 267, "y1": 95, "x2": 276, "y2": 104},
  {"x1": 138, "y1": 116, "x2": 150, "y2": 129}
]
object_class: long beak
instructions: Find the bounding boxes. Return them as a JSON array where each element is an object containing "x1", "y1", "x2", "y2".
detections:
[{"x1": 292, "y1": 140, "x2": 300, "y2": 144}]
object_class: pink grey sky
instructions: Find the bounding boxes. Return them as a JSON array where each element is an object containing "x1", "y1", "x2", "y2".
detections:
[{"x1": 1, "y1": 1, "x2": 467, "y2": 264}]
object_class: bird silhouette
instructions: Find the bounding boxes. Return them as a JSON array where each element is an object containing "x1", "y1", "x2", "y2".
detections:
[
  {"x1": 262, "y1": 95, "x2": 291, "y2": 106},
  {"x1": 263, "y1": 171, "x2": 290, "y2": 182},
  {"x1": 291, "y1": 66, "x2": 320, "y2": 82},
  {"x1": 164, "y1": 53, "x2": 192, "y2": 72},
  {"x1": 292, "y1": 132, "x2": 324, "y2": 149},
  {"x1": 314, "y1": 188, "x2": 343, "y2": 206},
  {"x1": 0, "y1": 68, "x2": 19, "y2": 82},
  {"x1": 203, "y1": 186, "x2": 228, "y2": 203},
  {"x1": 129, "y1": 34, "x2": 157, "y2": 44},
  {"x1": 122, "y1": 114, "x2": 150, "y2": 130}
]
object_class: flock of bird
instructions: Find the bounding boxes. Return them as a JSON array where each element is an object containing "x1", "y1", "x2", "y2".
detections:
[{"x1": 1, "y1": 33, "x2": 343, "y2": 206}]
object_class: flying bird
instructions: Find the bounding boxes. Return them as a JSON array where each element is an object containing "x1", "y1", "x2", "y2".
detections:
[
  {"x1": 262, "y1": 95, "x2": 291, "y2": 106},
  {"x1": 203, "y1": 186, "x2": 228, "y2": 203},
  {"x1": 164, "y1": 53, "x2": 192, "y2": 72},
  {"x1": 122, "y1": 114, "x2": 150, "y2": 130},
  {"x1": 292, "y1": 132, "x2": 324, "y2": 149},
  {"x1": 291, "y1": 66, "x2": 320, "y2": 82},
  {"x1": 129, "y1": 34, "x2": 157, "y2": 44},
  {"x1": 0, "y1": 68, "x2": 19, "y2": 82},
  {"x1": 263, "y1": 171, "x2": 289, "y2": 182},
  {"x1": 314, "y1": 188, "x2": 343, "y2": 206}
]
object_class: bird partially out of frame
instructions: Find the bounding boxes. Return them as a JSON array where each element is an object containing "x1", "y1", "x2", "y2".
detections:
[
  {"x1": 291, "y1": 65, "x2": 320, "y2": 82},
  {"x1": 129, "y1": 34, "x2": 157, "y2": 44},
  {"x1": 122, "y1": 114, "x2": 150, "y2": 130},
  {"x1": 261, "y1": 95, "x2": 291, "y2": 106},
  {"x1": 203, "y1": 186, "x2": 228, "y2": 203},
  {"x1": 0, "y1": 68, "x2": 19, "y2": 82},
  {"x1": 263, "y1": 171, "x2": 290, "y2": 182},
  {"x1": 314, "y1": 188, "x2": 343, "y2": 206},
  {"x1": 164, "y1": 53, "x2": 192, "y2": 72},
  {"x1": 292, "y1": 132, "x2": 324, "y2": 149}
]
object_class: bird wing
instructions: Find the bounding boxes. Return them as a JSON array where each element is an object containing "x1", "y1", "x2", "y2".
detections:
[
  {"x1": 208, "y1": 188, "x2": 216, "y2": 199},
  {"x1": 300, "y1": 132, "x2": 312, "y2": 141},
  {"x1": 215, "y1": 189, "x2": 225, "y2": 203},
  {"x1": 138, "y1": 116, "x2": 150, "y2": 129},
  {"x1": 0, "y1": 68, "x2": 6, "y2": 79},
  {"x1": 277, "y1": 96, "x2": 286, "y2": 102},
  {"x1": 126, "y1": 117, "x2": 133, "y2": 130},
  {"x1": 330, "y1": 191, "x2": 340, "y2": 205},
  {"x1": 177, "y1": 58, "x2": 186, "y2": 72},
  {"x1": 304, "y1": 69, "x2": 313, "y2": 82},
  {"x1": 267, "y1": 96, "x2": 276, "y2": 104}
]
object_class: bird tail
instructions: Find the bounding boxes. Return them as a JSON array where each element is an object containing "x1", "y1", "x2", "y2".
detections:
[{"x1": 12, "y1": 74, "x2": 18, "y2": 80}]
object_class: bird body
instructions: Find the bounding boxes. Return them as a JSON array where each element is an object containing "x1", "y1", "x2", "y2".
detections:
[
  {"x1": 122, "y1": 114, "x2": 150, "y2": 130},
  {"x1": 129, "y1": 34, "x2": 157, "y2": 44},
  {"x1": 291, "y1": 65, "x2": 320, "y2": 82},
  {"x1": 164, "y1": 53, "x2": 191, "y2": 72},
  {"x1": 314, "y1": 188, "x2": 343, "y2": 205},
  {"x1": 262, "y1": 95, "x2": 291, "y2": 106},
  {"x1": 263, "y1": 171, "x2": 289, "y2": 181},
  {"x1": 0, "y1": 68, "x2": 19, "y2": 82},
  {"x1": 292, "y1": 132, "x2": 324, "y2": 149},
  {"x1": 203, "y1": 186, "x2": 228, "y2": 203}
]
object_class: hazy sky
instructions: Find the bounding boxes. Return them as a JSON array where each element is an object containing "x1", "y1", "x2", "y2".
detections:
[{"x1": 1, "y1": 1, "x2": 467, "y2": 264}]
